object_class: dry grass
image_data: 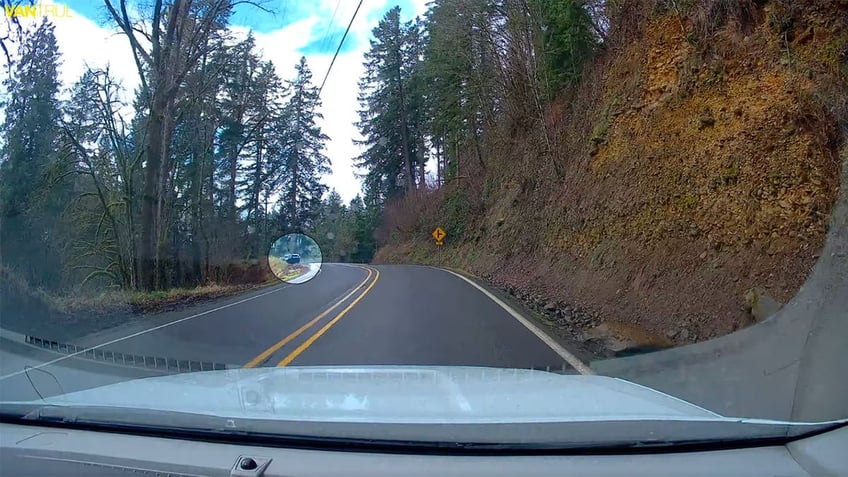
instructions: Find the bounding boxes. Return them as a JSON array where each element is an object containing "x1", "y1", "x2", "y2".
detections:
[
  {"x1": 52, "y1": 283, "x2": 265, "y2": 314},
  {"x1": 1, "y1": 265, "x2": 272, "y2": 315},
  {"x1": 268, "y1": 256, "x2": 309, "y2": 282}
]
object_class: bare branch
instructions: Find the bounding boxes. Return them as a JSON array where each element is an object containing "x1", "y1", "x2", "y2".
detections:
[
  {"x1": 131, "y1": 25, "x2": 152, "y2": 43},
  {"x1": 104, "y1": 0, "x2": 151, "y2": 93}
]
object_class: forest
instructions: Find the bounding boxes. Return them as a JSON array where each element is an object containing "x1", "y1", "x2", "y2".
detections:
[{"x1": 1, "y1": 0, "x2": 600, "y2": 294}]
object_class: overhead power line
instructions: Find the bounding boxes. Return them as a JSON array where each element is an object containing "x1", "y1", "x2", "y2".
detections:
[
  {"x1": 318, "y1": 0, "x2": 364, "y2": 97},
  {"x1": 319, "y1": 0, "x2": 342, "y2": 54}
]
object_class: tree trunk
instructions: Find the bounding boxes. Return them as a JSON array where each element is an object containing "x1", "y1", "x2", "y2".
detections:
[
  {"x1": 394, "y1": 43, "x2": 415, "y2": 190},
  {"x1": 417, "y1": 136, "x2": 426, "y2": 187},
  {"x1": 253, "y1": 137, "x2": 263, "y2": 257},
  {"x1": 139, "y1": 93, "x2": 167, "y2": 290},
  {"x1": 290, "y1": 142, "x2": 299, "y2": 230}
]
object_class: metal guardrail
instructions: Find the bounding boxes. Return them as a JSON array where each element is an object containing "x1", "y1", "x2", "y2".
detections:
[{"x1": 24, "y1": 335, "x2": 233, "y2": 373}]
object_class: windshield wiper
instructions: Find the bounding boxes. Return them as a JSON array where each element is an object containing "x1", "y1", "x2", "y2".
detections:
[{"x1": 2, "y1": 402, "x2": 846, "y2": 455}]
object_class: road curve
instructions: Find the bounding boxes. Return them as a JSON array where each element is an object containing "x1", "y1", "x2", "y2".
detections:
[
  {"x1": 0, "y1": 264, "x2": 582, "y2": 400},
  {"x1": 284, "y1": 265, "x2": 572, "y2": 369}
]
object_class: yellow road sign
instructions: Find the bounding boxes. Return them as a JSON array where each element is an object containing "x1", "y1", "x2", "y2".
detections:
[{"x1": 432, "y1": 227, "x2": 446, "y2": 243}]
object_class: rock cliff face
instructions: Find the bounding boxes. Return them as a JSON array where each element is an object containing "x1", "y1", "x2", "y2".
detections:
[{"x1": 374, "y1": 1, "x2": 846, "y2": 351}]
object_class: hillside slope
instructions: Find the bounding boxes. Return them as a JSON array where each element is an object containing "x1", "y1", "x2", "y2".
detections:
[{"x1": 374, "y1": 1, "x2": 847, "y2": 352}]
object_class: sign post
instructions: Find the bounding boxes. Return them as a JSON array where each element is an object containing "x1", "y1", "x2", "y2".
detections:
[{"x1": 432, "y1": 227, "x2": 446, "y2": 266}]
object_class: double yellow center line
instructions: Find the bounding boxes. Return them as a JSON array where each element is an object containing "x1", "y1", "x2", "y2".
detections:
[{"x1": 243, "y1": 265, "x2": 380, "y2": 368}]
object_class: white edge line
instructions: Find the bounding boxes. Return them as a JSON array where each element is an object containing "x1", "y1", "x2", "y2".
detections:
[
  {"x1": 0, "y1": 284, "x2": 289, "y2": 381},
  {"x1": 436, "y1": 267, "x2": 595, "y2": 376}
]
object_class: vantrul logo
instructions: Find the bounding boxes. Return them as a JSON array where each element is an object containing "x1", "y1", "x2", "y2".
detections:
[{"x1": 4, "y1": 2, "x2": 73, "y2": 18}]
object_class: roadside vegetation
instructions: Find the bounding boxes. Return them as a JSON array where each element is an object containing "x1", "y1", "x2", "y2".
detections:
[
  {"x1": 368, "y1": 0, "x2": 847, "y2": 350},
  {"x1": 0, "y1": 265, "x2": 275, "y2": 316},
  {"x1": 0, "y1": 0, "x2": 377, "y2": 315},
  {"x1": 1, "y1": 0, "x2": 845, "y2": 346},
  {"x1": 268, "y1": 256, "x2": 310, "y2": 282}
]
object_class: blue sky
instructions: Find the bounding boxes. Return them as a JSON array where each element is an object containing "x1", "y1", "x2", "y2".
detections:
[
  {"x1": 58, "y1": 0, "x2": 423, "y2": 54},
  {"x1": 59, "y1": 0, "x2": 422, "y2": 61},
  {"x1": 37, "y1": 0, "x2": 429, "y2": 202}
]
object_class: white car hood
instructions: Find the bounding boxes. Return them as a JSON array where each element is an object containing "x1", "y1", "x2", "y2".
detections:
[{"x1": 41, "y1": 366, "x2": 720, "y2": 424}]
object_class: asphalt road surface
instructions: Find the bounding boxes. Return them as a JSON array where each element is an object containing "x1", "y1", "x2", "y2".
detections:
[{"x1": 0, "y1": 264, "x2": 586, "y2": 401}]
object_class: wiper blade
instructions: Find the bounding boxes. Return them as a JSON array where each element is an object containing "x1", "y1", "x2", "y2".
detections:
[
  {"x1": 2, "y1": 403, "x2": 845, "y2": 455},
  {"x1": 0, "y1": 403, "x2": 46, "y2": 420},
  {"x1": 2, "y1": 403, "x2": 237, "y2": 431}
]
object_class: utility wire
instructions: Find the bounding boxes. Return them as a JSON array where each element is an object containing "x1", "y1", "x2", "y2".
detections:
[
  {"x1": 318, "y1": 0, "x2": 364, "y2": 97},
  {"x1": 319, "y1": 0, "x2": 342, "y2": 54}
]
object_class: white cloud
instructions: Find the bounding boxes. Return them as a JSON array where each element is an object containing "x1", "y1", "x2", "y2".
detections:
[
  {"x1": 247, "y1": 16, "x2": 367, "y2": 203},
  {"x1": 55, "y1": 11, "x2": 141, "y2": 107}
]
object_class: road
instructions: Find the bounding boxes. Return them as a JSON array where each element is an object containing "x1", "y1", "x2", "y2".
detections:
[
  {"x1": 0, "y1": 264, "x2": 587, "y2": 401},
  {"x1": 287, "y1": 262, "x2": 321, "y2": 284}
]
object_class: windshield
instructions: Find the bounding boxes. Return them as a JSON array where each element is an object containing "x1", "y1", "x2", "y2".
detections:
[{"x1": 0, "y1": 0, "x2": 846, "y2": 450}]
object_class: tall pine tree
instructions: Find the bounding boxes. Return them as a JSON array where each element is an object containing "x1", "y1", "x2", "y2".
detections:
[
  {"x1": 0, "y1": 20, "x2": 70, "y2": 287},
  {"x1": 354, "y1": 7, "x2": 426, "y2": 201},
  {"x1": 277, "y1": 57, "x2": 330, "y2": 232}
]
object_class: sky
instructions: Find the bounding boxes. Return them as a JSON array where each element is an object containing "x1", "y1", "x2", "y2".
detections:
[{"x1": 2, "y1": 0, "x2": 429, "y2": 203}]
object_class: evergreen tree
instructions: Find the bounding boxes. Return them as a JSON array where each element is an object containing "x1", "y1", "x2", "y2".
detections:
[
  {"x1": 216, "y1": 34, "x2": 262, "y2": 226},
  {"x1": 0, "y1": 20, "x2": 69, "y2": 287},
  {"x1": 312, "y1": 189, "x2": 346, "y2": 261},
  {"x1": 235, "y1": 59, "x2": 288, "y2": 258},
  {"x1": 531, "y1": 0, "x2": 598, "y2": 97},
  {"x1": 278, "y1": 57, "x2": 330, "y2": 232},
  {"x1": 354, "y1": 6, "x2": 423, "y2": 201}
]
